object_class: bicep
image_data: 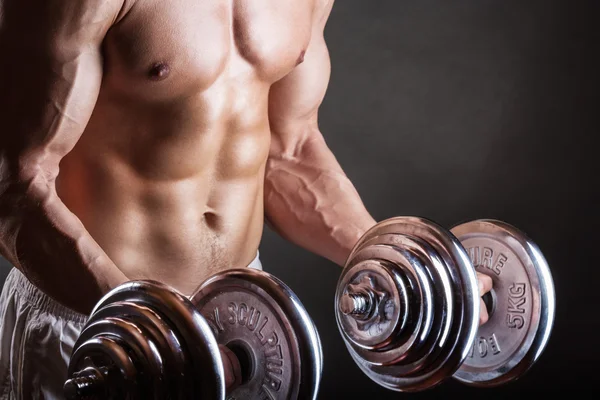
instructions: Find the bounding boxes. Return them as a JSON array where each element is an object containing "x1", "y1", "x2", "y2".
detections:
[
  {"x1": 268, "y1": 3, "x2": 333, "y2": 153},
  {"x1": 0, "y1": 0, "x2": 121, "y2": 176}
]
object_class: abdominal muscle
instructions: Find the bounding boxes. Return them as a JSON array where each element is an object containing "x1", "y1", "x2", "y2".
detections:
[{"x1": 56, "y1": 89, "x2": 271, "y2": 296}]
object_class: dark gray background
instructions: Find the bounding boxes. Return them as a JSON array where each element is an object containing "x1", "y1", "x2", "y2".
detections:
[{"x1": 1, "y1": 0, "x2": 596, "y2": 397}]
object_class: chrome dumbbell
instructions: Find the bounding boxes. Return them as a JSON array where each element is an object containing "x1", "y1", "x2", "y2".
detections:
[
  {"x1": 335, "y1": 217, "x2": 555, "y2": 391},
  {"x1": 64, "y1": 269, "x2": 323, "y2": 399}
]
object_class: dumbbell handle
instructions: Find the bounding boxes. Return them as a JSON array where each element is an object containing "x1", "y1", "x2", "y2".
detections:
[
  {"x1": 64, "y1": 366, "x2": 111, "y2": 399},
  {"x1": 64, "y1": 346, "x2": 242, "y2": 399},
  {"x1": 340, "y1": 278, "x2": 496, "y2": 323},
  {"x1": 340, "y1": 292, "x2": 373, "y2": 317}
]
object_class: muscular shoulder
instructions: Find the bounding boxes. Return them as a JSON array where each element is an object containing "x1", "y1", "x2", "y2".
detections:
[
  {"x1": 0, "y1": 0, "x2": 127, "y2": 47},
  {"x1": 49, "y1": 0, "x2": 129, "y2": 32}
]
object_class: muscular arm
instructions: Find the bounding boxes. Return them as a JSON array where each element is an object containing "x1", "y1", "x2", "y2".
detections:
[
  {"x1": 265, "y1": 0, "x2": 376, "y2": 267},
  {"x1": 0, "y1": 0, "x2": 128, "y2": 313},
  {"x1": 266, "y1": 1, "x2": 493, "y2": 324}
]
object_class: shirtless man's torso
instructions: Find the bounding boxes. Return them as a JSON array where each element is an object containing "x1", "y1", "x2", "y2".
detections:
[
  {"x1": 57, "y1": 0, "x2": 316, "y2": 293},
  {"x1": 0, "y1": 1, "x2": 492, "y2": 397},
  {"x1": 1, "y1": 0, "x2": 378, "y2": 313}
]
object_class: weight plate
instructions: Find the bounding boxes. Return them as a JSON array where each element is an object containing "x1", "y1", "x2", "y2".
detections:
[
  {"x1": 337, "y1": 216, "x2": 480, "y2": 392},
  {"x1": 190, "y1": 268, "x2": 323, "y2": 400},
  {"x1": 69, "y1": 280, "x2": 226, "y2": 400},
  {"x1": 73, "y1": 300, "x2": 190, "y2": 399},
  {"x1": 336, "y1": 254, "x2": 412, "y2": 351},
  {"x1": 451, "y1": 219, "x2": 556, "y2": 386}
]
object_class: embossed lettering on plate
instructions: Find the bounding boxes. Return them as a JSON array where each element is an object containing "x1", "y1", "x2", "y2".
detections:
[
  {"x1": 468, "y1": 333, "x2": 502, "y2": 359},
  {"x1": 462, "y1": 239, "x2": 532, "y2": 370},
  {"x1": 201, "y1": 290, "x2": 293, "y2": 400},
  {"x1": 465, "y1": 246, "x2": 508, "y2": 276}
]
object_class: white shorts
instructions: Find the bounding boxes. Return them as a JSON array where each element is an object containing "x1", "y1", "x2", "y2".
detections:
[{"x1": 0, "y1": 253, "x2": 262, "y2": 399}]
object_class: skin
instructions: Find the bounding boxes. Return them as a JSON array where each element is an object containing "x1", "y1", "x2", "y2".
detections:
[{"x1": 0, "y1": 0, "x2": 492, "y2": 389}]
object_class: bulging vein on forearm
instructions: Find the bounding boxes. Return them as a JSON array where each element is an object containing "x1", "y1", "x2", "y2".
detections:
[{"x1": 264, "y1": 153, "x2": 374, "y2": 265}]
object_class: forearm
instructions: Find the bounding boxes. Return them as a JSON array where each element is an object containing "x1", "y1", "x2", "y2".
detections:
[
  {"x1": 265, "y1": 133, "x2": 376, "y2": 266},
  {"x1": 0, "y1": 177, "x2": 128, "y2": 314}
]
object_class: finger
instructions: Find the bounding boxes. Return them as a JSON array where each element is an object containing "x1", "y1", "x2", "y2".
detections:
[
  {"x1": 477, "y1": 272, "x2": 493, "y2": 296},
  {"x1": 479, "y1": 298, "x2": 489, "y2": 325},
  {"x1": 219, "y1": 345, "x2": 242, "y2": 390}
]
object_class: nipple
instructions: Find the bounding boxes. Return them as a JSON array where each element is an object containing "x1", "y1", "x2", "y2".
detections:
[
  {"x1": 148, "y1": 62, "x2": 171, "y2": 81},
  {"x1": 296, "y1": 50, "x2": 306, "y2": 65}
]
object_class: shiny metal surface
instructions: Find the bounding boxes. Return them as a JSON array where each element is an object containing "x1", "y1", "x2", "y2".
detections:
[
  {"x1": 337, "y1": 260, "x2": 410, "y2": 350},
  {"x1": 66, "y1": 280, "x2": 226, "y2": 400},
  {"x1": 335, "y1": 216, "x2": 480, "y2": 392},
  {"x1": 67, "y1": 337, "x2": 137, "y2": 399},
  {"x1": 64, "y1": 363, "x2": 110, "y2": 399},
  {"x1": 340, "y1": 291, "x2": 374, "y2": 316},
  {"x1": 191, "y1": 268, "x2": 323, "y2": 400},
  {"x1": 451, "y1": 219, "x2": 556, "y2": 386}
]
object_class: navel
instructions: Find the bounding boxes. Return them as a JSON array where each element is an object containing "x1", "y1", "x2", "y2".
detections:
[{"x1": 148, "y1": 62, "x2": 171, "y2": 81}]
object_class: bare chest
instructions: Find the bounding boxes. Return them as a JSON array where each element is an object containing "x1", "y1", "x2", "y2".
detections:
[{"x1": 102, "y1": 0, "x2": 314, "y2": 98}]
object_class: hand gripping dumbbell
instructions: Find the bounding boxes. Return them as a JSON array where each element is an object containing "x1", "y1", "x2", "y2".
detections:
[
  {"x1": 335, "y1": 217, "x2": 555, "y2": 391},
  {"x1": 63, "y1": 269, "x2": 323, "y2": 399}
]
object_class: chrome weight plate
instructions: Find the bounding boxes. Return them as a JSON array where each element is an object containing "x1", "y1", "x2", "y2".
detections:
[
  {"x1": 190, "y1": 269, "x2": 323, "y2": 400},
  {"x1": 451, "y1": 219, "x2": 556, "y2": 386},
  {"x1": 335, "y1": 216, "x2": 480, "y2": 391},
  {"x1": 66, "y1": 280, "x2": 225, "y2": 400}
]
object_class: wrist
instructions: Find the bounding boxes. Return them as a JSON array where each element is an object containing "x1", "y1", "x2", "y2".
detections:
[{"x1": 335, "y1": 216, "x2": 377, "y2": 267}]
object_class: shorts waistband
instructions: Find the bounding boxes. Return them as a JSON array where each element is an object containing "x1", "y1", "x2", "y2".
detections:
[
  {"x1": 3, "y1": 251, "x2": 262, "y2": 324},
  {"x1": 247, "y1": 251, "x2": 263, "y2": 270},
  {"x1": 5, "y1": 268, "x2": 87, "y2": 324}
]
